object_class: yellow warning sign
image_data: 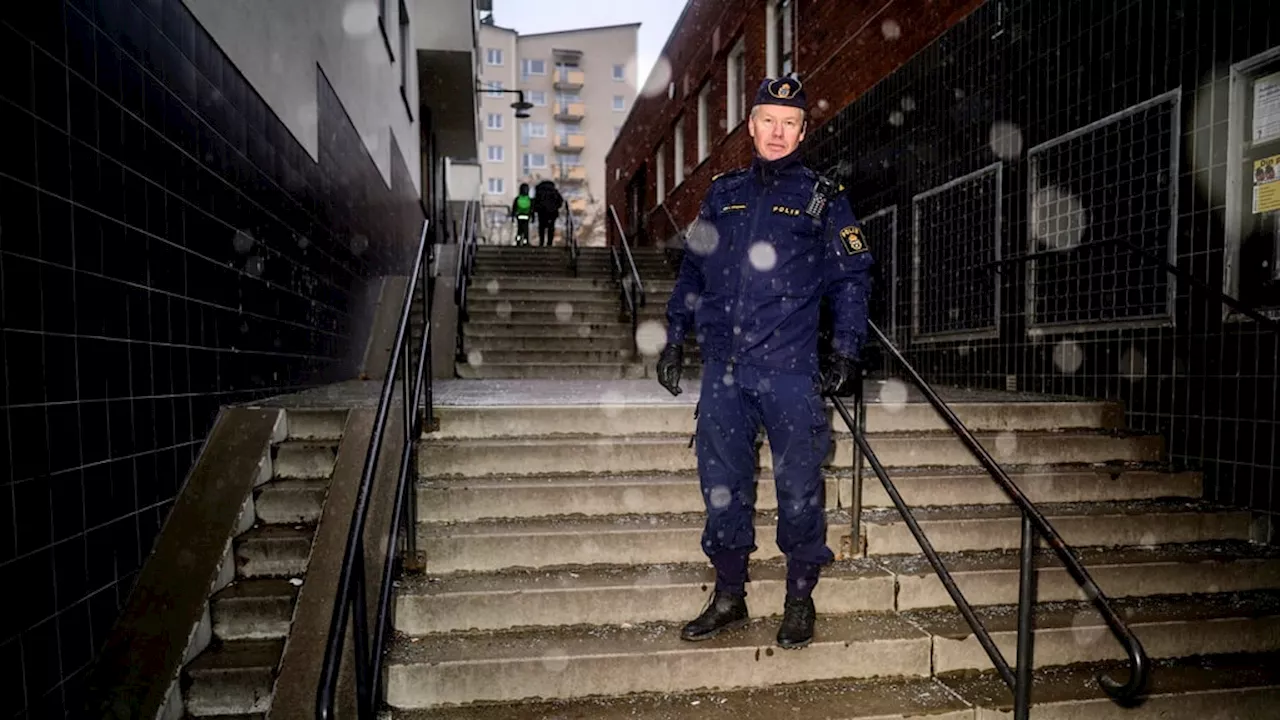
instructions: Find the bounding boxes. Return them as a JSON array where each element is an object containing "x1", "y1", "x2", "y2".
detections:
[{"x1": 1254, "y1": 154, "x2": 1280, "y2": 214}]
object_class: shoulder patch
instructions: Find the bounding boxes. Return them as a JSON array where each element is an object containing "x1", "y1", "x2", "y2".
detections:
[{"x1": 839, "y1": 225, "x2": 868, "y2": 255}]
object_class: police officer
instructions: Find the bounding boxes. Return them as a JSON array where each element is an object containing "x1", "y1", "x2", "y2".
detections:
[{"x1": 656, "y1": 77, "x2": 872, "y2": 649}]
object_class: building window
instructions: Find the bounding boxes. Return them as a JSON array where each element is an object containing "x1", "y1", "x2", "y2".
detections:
[
  {"x1": 613, "y1": 95, "x2": 625, "y2": 111},
  {"x1": 656, "y1": 142, "x2": 666, "y2": 201},
  {"x1": 487, "y1": 144, "x2": 504, "y2": 162},
  {"x1": 486, "y1": 81, "x2": 504, "y2": 98},
  {"x1": 522, "y1": 58, "x2": 546, "y2": 77},
  {"x1": 697, "y1": 83, "x2": 711, "y2": 162},
  {"x1": 727, "y1": 37, "x2": 747, "y2": 128},
  {"x1": 485, "y1": 48, "x2": 504, "y2": 66},
  {"x1": 487, "y1": 177, "x2": 504, "y2": 194},
  {"x1": 487, "y1": 113, "x2": 503, "y2": 130},
  {"x1": 525, "y1": 121, "x2": 547, "y2": 137},
  {"x1": 674, "y1": 116, "x2": 685, "y2": 186},
  {"x1": 777, "y1": 0, "x2": 794, "y2": 77},
  {"x1": 614, "y1": 125, "x2": 622, "y2": 138},
  {"x1": 529, "y1": 90, "x2": 547, "y2": 106},
  {"x1": 557, "y1": 91, "x2": 582, "y2": 105},
  {"x1": 557, "y1": 122, "x2": 582, "y2": 135},
  {"x1": 613, "y1": 64, "x2": 625, "y2": 81},
  {"x1": 523, "y1": 153, "x2": 547, "y2": 169}
]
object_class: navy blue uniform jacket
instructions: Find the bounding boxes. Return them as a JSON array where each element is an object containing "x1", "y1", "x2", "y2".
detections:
[{"x1": 665, "y1": 152, "x2": 874, "y2": 378}]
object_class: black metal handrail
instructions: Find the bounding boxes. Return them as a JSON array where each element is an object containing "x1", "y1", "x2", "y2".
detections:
[
  {"x1": 316, "y1": 219, "x2": 435, "y2": 720},
  {"x1": 453, "y1": 200, "x2": 480, "y2": 361},
  {"x1": 830, "y1": 321, "x2": 1148, "y2": 720},
  {"x1": 984, "y1": 235, "x2": 1280, "y2": 334},
  {"x1": 564, "y1": 198, "x2": 579, "y2": 277},
  {"x1": 607, "y1": 204, "x2": 645, "y2": 354}
]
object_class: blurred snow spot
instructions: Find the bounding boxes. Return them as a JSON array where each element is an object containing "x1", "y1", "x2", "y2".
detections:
[
  {"x1": 466, "y1": 349, "x2": 483, "y2": 367},
  {"x1": 555, "y1": 301, "x2": 574, "y2": 322},
  {"x1": 877, "y1": 379, "x2": 909, "y2": 414},
  {"x1": 1120, "y1": 348, "x2": 1147, "y2": 381},
  {"x1": 577, "y1": 325, "x2": 592, "y2": 337},
  {"x1": 621, "y1": 487, "x2": 645, "y2": 511},
  {"x1": 954, "y1": 88, "x2": 966, "y2": 99},
  {"x1": 641, "y1": 56, "x2": 674, "y2": 98},
  {"x1": 341, "y1": 2, "x2": 379, "y2": 35},
  {"x1": 722, "y1": 372, "x2": 735, "y2": 387},
  {"x1": 888, "y1": 110, "x2": 905, "y2": 127},
  {"x1": 600, "y1": 389, "x2": 627, "y2": 418},
  {"x1": 297, "y1": 235, "x2": 310, "y2": 250},
  {"x1": 635, "y1": 320, "x2": 667, "y2": 356},
  {"x1": 684, "y1": 292, "x2": 699, "y2": 311},
  {"x1": 1139, "y1": 531, "x2": 1158, "y2": 548},
  {"x1": 288, "y1": 577, "x2": 303, "y2": 587},
  {"x1": 988, "y1": 121, "x2": 1024, "y2": 160},
  {"x1": 1053, "y1": 340, "x2": 1084, "y2": 374},
  {"x1": 748, "y1": 241, "x2": 777, "y2": 271},
  {"x1": 901, "y1": 96, "x2": 917, "y2": 111},
  {"x1": 687, "y1": 219, "x2": 720, "y2": 256},
  {"x1": 949, "y1": 307, "x2": 960, "y2": 320},
  {"x1": 232, "y1": 229, "x2": 255, "y2": 254},
  {"x1": 245, "y1": 255, "x2": 265, "y2": 277},
  {"x1": 541, "y1": 648, "x2": 570, "y2": 673},
  {"x1": 1032, "y1": 186, "x2": 1088, "y2": 250},
  {"x1": 958, "y1": 345, "x2": 971, "y2": 357},
  {"x1": 709, "y1": 485, "x2": 732, "y2": 510},
  {"x1": 994, "y1": 432, "x2": 1018, "y2": 460},
  {"x1": 733, "y1": 326, "x2": 742, "y2": 335},
  {"x1": 496, "y1": 301, "x2": 513, "y2": 320},
  {"x1": 881, "y1": 18, "x2": 902, "y2": 40},
  {"x1": 1070, "y1": 610, "x2": 1105, "y2": 647},
  {"x1": 817, "y1": 98, "x2": 830, "y2": 112},
  {"x1": 485, "y1": 279, "x2": 500, "y2": 295},
  {"x1": 350, "y1": 235, "x2": 369, "y2": 256}
]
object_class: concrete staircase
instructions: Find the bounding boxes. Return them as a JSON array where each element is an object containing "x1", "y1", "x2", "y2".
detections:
[
  {"x1": 385, "y1": 389, "x2": 1280, "y2": 717},
  {"x1": 456, "y1": 246, "x2": 690, "y2": 379},
  {"x1": 179, "y1": 410, "x2": 346, "y2": 717}
]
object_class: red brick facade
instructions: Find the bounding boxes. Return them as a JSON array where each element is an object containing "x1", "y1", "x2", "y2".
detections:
[{"x1": 606, "y1": 0, "x2": 985, "y2": 247}]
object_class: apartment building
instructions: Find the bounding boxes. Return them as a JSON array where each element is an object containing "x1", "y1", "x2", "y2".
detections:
[{"x1": 479, "y1": 20, "x2": 638, "y2": 243}]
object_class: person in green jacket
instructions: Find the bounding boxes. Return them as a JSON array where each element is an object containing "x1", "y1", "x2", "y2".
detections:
[{"x1": 510, "y1": 183, "x2": 533, "y2": 246}]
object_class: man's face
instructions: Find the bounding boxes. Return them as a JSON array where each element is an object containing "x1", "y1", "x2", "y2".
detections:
[{"x1": 748, "y1": 104, "x2": 806, "y2": 161}]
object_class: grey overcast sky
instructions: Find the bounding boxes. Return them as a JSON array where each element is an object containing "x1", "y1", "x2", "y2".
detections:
[{"x1": 489, "y1": 0, "x2": 687, "y2": 90}]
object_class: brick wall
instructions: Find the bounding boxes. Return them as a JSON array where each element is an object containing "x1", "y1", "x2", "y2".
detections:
[{"x1": 606, "y1": 0, "x2": 984, "y2": 246}]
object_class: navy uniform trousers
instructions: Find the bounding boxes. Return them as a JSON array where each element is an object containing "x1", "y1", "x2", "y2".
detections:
[{"x1": 695, "y1": 360, "x2": 835, "y2": 599}]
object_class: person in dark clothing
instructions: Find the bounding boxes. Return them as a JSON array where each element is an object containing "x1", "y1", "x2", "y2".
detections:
[
  {"x1": 510, "y1": 183, "x2": 533, "y2": 246},
  {"x1": 656, "y1": 76, "x2": 873, "y2": 649},
  {"x1": 533, "y1": 179, "x2": 564, "y2": 247}
]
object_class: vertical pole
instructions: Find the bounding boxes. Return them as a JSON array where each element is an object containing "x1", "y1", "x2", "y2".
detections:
[
  {"x1": 850, "y1": 383, "x2": 864, "y2": 555},
  {"x1": 1014, "y1": 513, "x2": 1036, "y2": 720},
  {"x1": 351, "y1": 551, "x2": 371, "y2": 719}
]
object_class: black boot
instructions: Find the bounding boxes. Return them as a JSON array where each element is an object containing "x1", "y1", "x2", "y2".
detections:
[
  {"x1": 680, "y1": 591, "x2": 749, "y2": 641},
  {"x1": 776, "y1": 595, "x2": 816, "y2": 649}
]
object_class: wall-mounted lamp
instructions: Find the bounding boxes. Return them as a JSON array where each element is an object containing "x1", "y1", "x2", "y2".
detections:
[{"x1": 476, "y1": 85, "x2": 533, "y2": 118}]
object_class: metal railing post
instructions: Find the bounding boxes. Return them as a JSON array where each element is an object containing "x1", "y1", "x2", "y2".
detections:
[{"x1": 1014, "y1": 513, "x2": 1037, "y2": 720}]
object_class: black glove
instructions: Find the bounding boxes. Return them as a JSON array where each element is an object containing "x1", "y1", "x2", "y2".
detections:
[
  {"x1": 819, "y1": 354, "x2": 861, "y2": 397},
  {"x1": 656, "y1": 343, "x2": 684, "y2": 396}
]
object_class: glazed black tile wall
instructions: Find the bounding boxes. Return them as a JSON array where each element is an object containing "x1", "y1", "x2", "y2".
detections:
[
  {"x1": 0, "y1": 0, "x2": 424, "y2": 715},
  {"x1": 807, "y1": 1, "x2": 1280, "y2": 542}
]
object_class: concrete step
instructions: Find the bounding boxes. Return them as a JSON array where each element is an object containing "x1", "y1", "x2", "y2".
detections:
[
  {"x1": 384, "y1": 612, "x2": 931, "y2": 708},
  {"x1": 858, "y1": 464, "x2": 1201, "y2": 508},
  {"x1": 283, "y1": 409, "x2": 345, "y2": 441},
  {"x1": 271, "y1": 441, "x2": 337, "y2": 481},
  {"x1": 910, "y1": 590, "x2": 1280, "y2": 673},
  {"x1": 417, "y1": 431, "x2": 1165, "y2": 478},
  {"x1": 467, "y1": 295, "x2": 621, "y2": 312},
  {"x1": 428, "y1": 400, "x2": 1124, "y2": 439},
  {"x1": 234, "y1": 525, "x2": 314, "y2": 579},
  {"x1": 862, "y1": 499, "x2": 1251, "y2": 555},
  {"x1": 464, "y1": 305, "x2": 627, "y2": 324},
  {"x1": 451, "y1": 348, "x2": 636, "y2": 365},
  {"x1": 461, "y1": 334, "x2": 632, "y2": 352},
  {"x1": 882, "y1": 541, "x2": 1280, "y2": 610},
  {"x1": 392, "y1": 677, "x2": 968, "y2": 720},
  {"x1": 417, "y1": 472, "x2": 837, "y2": 522},
  {"x1": 183, "y1": 638, "x2": 283, "y2": 716},
  {"x1": 457, "y1": 361, "x2": 645, "y2": 380},
  {"x1": 210, "y1": 578, "x2": 298, "y2": 641},
  {"x1": 941, "y1": 653, "x2": 1280, "y2": 719},
  {"x1": 463, "y1": 321, "x2": 631, "y2": 339},
  {"x1": 395, "y1": 558, "x2": 894, "y2": 634},
  {"x1": 253, "y1": 478, "x2": 329, "y2": 525},
  {"x1": 416, "y1": 510, "x2": 848, "y2": 573},
  {"x1": 470, "y1": 275, "x2": 617, "y2": 292},
  {"x1": 416, "y1": 466, "x2": 1197, "y2": 523}
]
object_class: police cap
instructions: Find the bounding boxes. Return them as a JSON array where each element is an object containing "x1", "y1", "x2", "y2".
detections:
[{"x1": 752, "y1": 77, "x2": 806, "y2": 112}]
